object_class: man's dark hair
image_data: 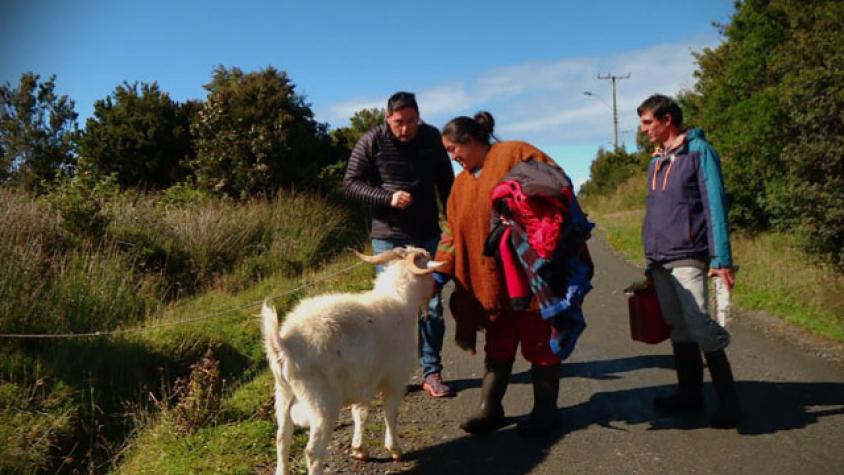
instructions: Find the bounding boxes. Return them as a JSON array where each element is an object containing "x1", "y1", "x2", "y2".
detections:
[
  {"x1": 387, "y1": 91, "x2": 418, "y2": 114},
  {"x1": 637, "y1": 94, "x2": 683, "y2": 127}
]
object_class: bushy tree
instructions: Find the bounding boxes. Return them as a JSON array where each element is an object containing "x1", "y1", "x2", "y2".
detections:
[
  {"x1": 580, "y1": 146, "x2": 648, "y2": 198},
  {"x1": 0, "y1": 73, "x2": 78, "y2": 191},
  {"x1": 79, "y1": 82, "x2": 196, "y2": 189},
  {"x1": 682, "y1": 0, "x2": 844, "y2": 267},
  {"x1": 680, "y1": 0, "x2": 791, "y2": 230},
  {"x1": 190, "y1": 66, "x2": 333, "y2": 199},
  {"x1": 330, "y1": 107, "x2": 385, "y2": 152},
  {"x1": 317, "y1": 107, "x2": 386, "y2": 192},
  {"x1": 774, "y1": 1, "x2": 844, "y2": 268}
]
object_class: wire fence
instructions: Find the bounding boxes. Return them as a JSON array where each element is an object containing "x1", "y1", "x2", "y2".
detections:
[{"x1": 0, "y1": 261, "x2": 364, "y2": 340}]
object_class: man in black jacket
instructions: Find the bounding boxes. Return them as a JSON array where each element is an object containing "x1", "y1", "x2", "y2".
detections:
[{"x1": 343, "y1": 91, "x2": 455, "y2": 397}]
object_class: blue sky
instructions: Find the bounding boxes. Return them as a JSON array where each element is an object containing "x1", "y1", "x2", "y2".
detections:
[{"x1": 1, "y1": 0, "x2": 734, "y2": 187}]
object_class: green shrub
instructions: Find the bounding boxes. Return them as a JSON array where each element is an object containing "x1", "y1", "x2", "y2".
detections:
[
  {"x1": 160, "y1": 181, "x2": 210, "y2": 207},
  {"x1": 78, "y1": 82, "x2": 195, "y2": 189},
  {"x1": 45, "y1": 171, "x2": 120, "y2": 239},
  {"x1": 580, "y1": 146, "x2": 648, "y2": 199},
  {"x1": 169, "y1": 349, "x2": 224, "y2": 434},
  {"x1": 190, "y1": 66, "x2": 336, "y2": 199},
  {"x1": 681, "y1": 0, "x2": 844, "y2": 267}
]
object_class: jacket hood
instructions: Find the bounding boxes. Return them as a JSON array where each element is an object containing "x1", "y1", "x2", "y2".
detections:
[{"x1": 684, "y1": 127, "x2": 706, "y2": 143}]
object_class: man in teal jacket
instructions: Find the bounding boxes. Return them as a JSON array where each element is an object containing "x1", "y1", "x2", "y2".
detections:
[{"x1": 638, "y1": 94, "x2": 741, "y2": 428}]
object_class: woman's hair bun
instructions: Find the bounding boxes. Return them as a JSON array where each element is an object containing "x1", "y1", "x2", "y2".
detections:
[{"x1": 473, "y1": 111, "x2": 495, "y2": 135}]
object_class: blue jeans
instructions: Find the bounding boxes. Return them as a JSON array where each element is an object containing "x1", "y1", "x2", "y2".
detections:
[{"x1": 372, "y1": 237, "x2": 445, "y2": 378}]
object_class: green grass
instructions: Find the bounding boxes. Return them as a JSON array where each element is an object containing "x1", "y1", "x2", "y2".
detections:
[
  {"x1": 581, "y1": 175, "x2": 647, "y2": 266},
  {"x1": 118, "y1": 373, "x2": 298, "y2": 475},
  {"x1": 119, "y1": 417, "x2": 279, "y2": 474},
  {"x1": 582, "y1": 175, "x2": 844, "y2": 343},
  {"x1": 116, "y1": 254, "x2": 374, "y2": 474},
  {"x1": 731, "y1": 233, "x2": 844, "y2": 341},
  {"x1": 591, "y1": 209, "x2": 646, "y2": 267},
  {"x1": 0, "y1": 381, "x2": 77, "y2": 474}
]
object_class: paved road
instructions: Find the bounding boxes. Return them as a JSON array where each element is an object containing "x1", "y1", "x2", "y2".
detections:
[{"x1": 390, "y1": 236, "x2": 844, "y2": 474}]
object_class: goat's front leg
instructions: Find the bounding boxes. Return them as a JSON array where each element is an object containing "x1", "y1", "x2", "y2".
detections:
[
  {"x1": 381, "y1": 384, "x2": 404, "y2": 461},
  {"x1": 350, "y1": 403, "x2": 370, "y2": 461},
  {"x1": 275, "y1": 386, "x2": 295, "y2": 475}
]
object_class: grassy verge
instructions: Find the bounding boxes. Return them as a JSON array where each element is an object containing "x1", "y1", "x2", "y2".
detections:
[
  {"x1": 731, "y1": 233, "x2": 844, "y2": 341},
  {"x1": 582, "y1": 176, "x2": 844, "y2": 343},
  {"x1": 0, "y1": 187, "x2": 369, "y2": 473},
  {"x1": 117, "y1": 253, "x2": 374, "y2": 474}
]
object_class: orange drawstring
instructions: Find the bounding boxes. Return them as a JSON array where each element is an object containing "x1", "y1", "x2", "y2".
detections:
[
  {"x1": 661, "y1": 158, "x2": 674, "y2": 190},
  {"x1": 651, "y1": 157, "x2": 661, "y2": 190},
  {"x1": 651, "y1": 155, "x2": 675, "y2": 191}
]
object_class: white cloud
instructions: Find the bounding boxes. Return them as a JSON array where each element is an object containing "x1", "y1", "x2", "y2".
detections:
[
  {"x1": 323, "y1": 37, "x2": 719, "y2": 145},
  {"x1": 417, "y1": 83, "x2": 473, "y2": 118},
  {"x1": 474, "y1": 58, "x2": 594, "y2": 98},
  {"x1": 323, "y1": 83, "x2": 473, "y2": 125},
  {"x1": 326, "y1": 97, "x2": 384, "y2": 123}
]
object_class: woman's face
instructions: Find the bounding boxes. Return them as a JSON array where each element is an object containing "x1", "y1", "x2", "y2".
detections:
[{"x1": 443, "y1": 136, "x2": 486, "y2": 171}]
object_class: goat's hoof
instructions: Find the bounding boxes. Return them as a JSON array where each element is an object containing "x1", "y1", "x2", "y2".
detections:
[
  {"x1": 390, "y1": 451, "x2": 403, "y2": 462},
  {"x1": 351, "y1": 447, "x2": 369, "y2": 461}
]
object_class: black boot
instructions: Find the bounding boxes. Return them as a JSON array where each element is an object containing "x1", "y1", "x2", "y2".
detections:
[
  {"x1": 705, "y1": 349, "x2": 742, "y2": 428},
  {"x1": 655, "y1": 342, "x2": 704, "y2": 411},
  {"x1": 460, "y1": 358, "x2": 513, "y2": 435},
  {"x1": 517, "y1": 363, "x2": 561, "y2": 437}
]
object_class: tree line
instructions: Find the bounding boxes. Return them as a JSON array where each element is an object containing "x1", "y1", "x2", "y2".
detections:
[
  {"x1": 0, "y1": 65, "x2": 385, "y2": 200},
  {"x1": 581, "y1": 0, "x2": 843, "y2": 269}
]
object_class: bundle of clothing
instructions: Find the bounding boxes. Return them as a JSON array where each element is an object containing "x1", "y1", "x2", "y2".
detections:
[{"x1": 483, "y1": 160, "x2": 595, "y2": 359}]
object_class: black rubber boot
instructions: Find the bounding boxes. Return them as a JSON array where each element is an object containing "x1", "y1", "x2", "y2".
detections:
[
  {"x1": 705, "y1": 349, "x2": 742, "y2": 428},
  {"x1": 517, "y1": 363, "x2": 561, "y2": 437},
  {"x1": 460, "y1": 358, "x2": 513, "y2": 435},
  {"x1": 655, "y1": 342, "x2": 704, "y2": 411}
]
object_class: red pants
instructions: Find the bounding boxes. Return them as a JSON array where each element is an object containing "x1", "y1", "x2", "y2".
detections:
[{"x1": 484, "y1": 309, "x2": 561, "y2": 366}]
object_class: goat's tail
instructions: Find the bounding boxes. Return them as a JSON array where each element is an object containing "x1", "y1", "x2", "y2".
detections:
[
  {"x1": 261, "y1": 300, "x2": 286, "y2": 382},
  {"x1": 260, "y1": 300, "x2": 311, "y2": 427}
]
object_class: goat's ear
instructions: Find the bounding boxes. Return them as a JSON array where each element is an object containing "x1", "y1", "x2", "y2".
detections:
[{"x1": 426, "y1": 260, "x2": 445, "y2": 269}]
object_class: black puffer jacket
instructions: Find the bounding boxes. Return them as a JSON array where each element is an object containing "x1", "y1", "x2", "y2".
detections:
[{"x1": 343, "y1": 123, "x2": 453, "y2": 240}]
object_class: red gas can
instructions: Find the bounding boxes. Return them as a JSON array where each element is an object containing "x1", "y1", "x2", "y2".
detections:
[{"x1": 627, "y1": 285, "x2": 669, "y2": 344}]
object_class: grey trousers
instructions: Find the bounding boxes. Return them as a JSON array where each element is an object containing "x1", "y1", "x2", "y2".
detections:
[{"x1": 651, "y1": 266, "x2": 730, "y2": 353}]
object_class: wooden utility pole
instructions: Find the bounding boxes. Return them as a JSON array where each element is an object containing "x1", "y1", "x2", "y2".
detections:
[{"x1": 597, "y1": 73, "x2": 630, "y2": 149}]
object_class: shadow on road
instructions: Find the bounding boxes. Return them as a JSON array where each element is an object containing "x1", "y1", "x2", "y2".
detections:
[
  {"x1": 436, "y1": 355, "x2": 675, "y2": 393},
  {"x1": 404, "y1": 356, "x2": 844, "y2": 474},
  {"x1": 735, "y1": 380, "x2": 844, "y2": 435}
]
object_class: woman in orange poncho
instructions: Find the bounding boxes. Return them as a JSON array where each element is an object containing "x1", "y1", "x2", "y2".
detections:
[{"x1": 434, "y1": 111, "x2": 562, "y2": 437}]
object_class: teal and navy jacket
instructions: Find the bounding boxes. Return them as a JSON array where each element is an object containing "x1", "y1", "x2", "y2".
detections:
[{"x1": 642, "y1": 128, "x2": 733, "y2": 269}]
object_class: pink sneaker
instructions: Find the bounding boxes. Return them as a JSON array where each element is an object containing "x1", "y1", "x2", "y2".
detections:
[{"x1": 422, "y1": 373, "x2": 455, "y2": 398}]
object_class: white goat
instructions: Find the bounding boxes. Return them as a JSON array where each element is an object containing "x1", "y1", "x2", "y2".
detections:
[{"x1": 261, "y1": 246, "x2": 441, "y2": 475}]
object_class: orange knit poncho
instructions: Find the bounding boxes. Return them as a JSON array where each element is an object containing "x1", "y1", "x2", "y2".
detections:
[{"x1": 435, "y1": 141, "x2": 558, "y2": 349}]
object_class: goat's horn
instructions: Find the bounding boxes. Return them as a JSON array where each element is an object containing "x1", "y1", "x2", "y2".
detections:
[
  {"x1": 406, "y1": 251, "x2": 436, "y2": 275},
  {"x1": 351, "y1": 248, "x2": 400, "y2": 265}
]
